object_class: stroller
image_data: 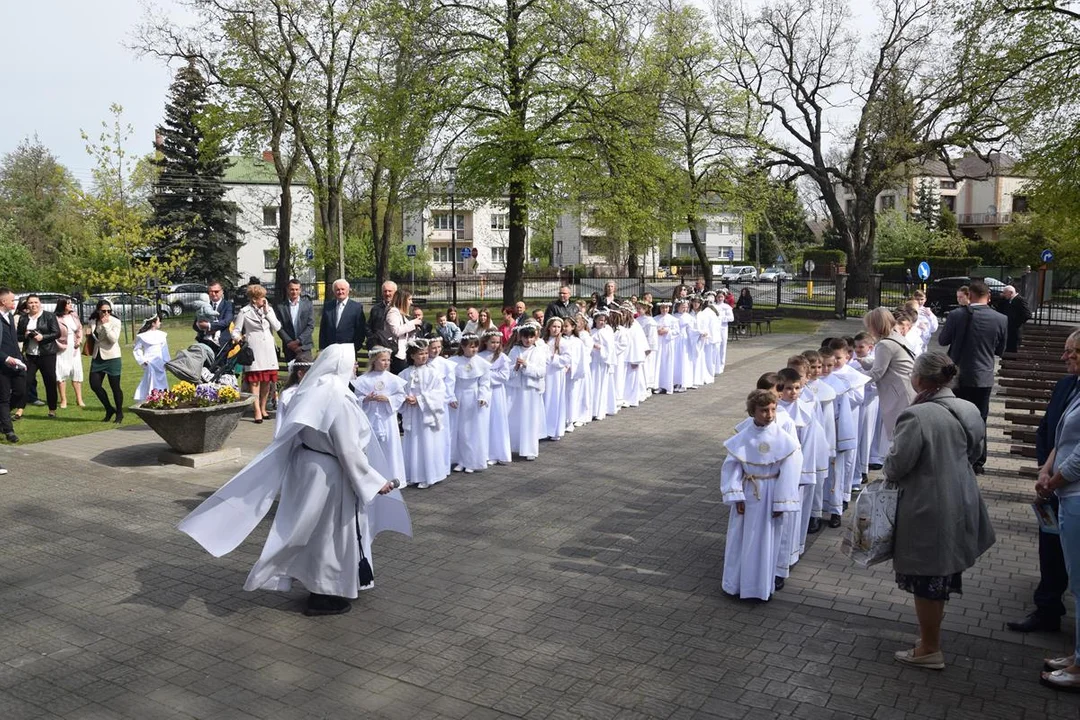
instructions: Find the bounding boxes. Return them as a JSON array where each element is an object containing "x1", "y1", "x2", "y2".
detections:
[{"x1": 166, "y1": 335, "x2": 250, "y2": 385}]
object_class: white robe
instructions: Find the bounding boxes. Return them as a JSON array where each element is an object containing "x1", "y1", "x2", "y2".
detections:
[
  {"x1": 589, "y1": 326, "x2": 617, "y2": 419},
  {"x1": 635, "y1": 314, "x2": 659, "y2": 394},
  {"x1": 622, "y1": 320, "x2": 648, "y2": 407},
  {"x1": 430, "y1": 356, "x2": 457, "y2": 474},
  {"x1": 507, "y1": 343, "x2": 548, "y2": 460},
  {"x1": 573, "y1": 330, "x2": 594, "y2": 425},
  {"x1": 721, "y1": 421, "x2": 803, "y2": 601},
  {"x1": 777, "y1": 398, "x2": 825, "y2": 570},
  {"x1": 712, "y1": 302, "x2": 733, "y2": 373},
  {"x1": 354, "y1": 371, "x2": 407, "y2": 484},
  {"x1": 689, "y1": 311, "x2": 712, "y2": 386},
  {"x1": 612, "y1": 328, "x2": 628, "y2": 409},
  {"x1": 672, "y1": 312, "x2": 696, "y2": 390},
  {"x1": 805, "y1": 379, "x2": 837, "y2": 517},
  {"x1": 561, "y1": 334, "x2": 587, "y2": 431},
  {"x1": 449, "y1": 355, "x2": 492, "y2": 471},
  {"x1": 543, "y1": 337, "x2": 573, "y2": 439},
  {"x1": 400, "y1": 363, "x2": 450, "y2": 487},
  {"x1": 479, "y1": 350, "x2": 512, "y2": 464},
  {"x1": 654, "y1": 314, "x2": 681, "y2": 394},
  {"x1": 133, "y1": 329, "x2": 171, "y2": 402},
  {"x1": 826, "y1": 364, "x2": 871, "y2": 502}
]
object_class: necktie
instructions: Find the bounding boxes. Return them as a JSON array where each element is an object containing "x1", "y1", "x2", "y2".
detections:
[{"x1": 336, "y1": 300, "x2": 345, "y2": 328}]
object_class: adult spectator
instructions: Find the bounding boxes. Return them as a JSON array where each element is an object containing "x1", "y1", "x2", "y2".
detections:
[
  {"x1": 462, "y1": 307, "x2": 480, "y2": 335},
  {"x1": 195, "y1": 281, "x2": 235, "y2": 350},
  {"x1": 1008, "y1": 332, "x2": 1076, "y2": 634},
  {"x1": 16, "y1": 294, "x2": 60, "y2": 418},
  {"x1": 54, "y1": 298, "x2": 86, "y2": 409},
  {"x1": 318, "y1": 279, "x2": 367, "y2": 354},
  {"x1": 1036, "y1": 330, "x2": 1080, "y2": 691},
  {"x1": 236, "y1": 285, "x2": 282, "y2": 423},
  {"x1": 275, "y1": 279, "x2": 314, "y2": 362},
  {"x1": 0, "y1": 287, "x2": 26, "y2": 442},
  {"x1": 512, "y1": 301, "x2": 528, "y2": 327},
  {"x1": 14, "y1": 298, "x2": 42, "y2": 408},
  {"x1": 476, "y1": 308, "x2": 497, "y2": 335},
  {"x1": 938, "y1": 280, "x2": 1007, "y2": 474},
  {"x1": 596, "y1": 281, "x2": 619, "y2": 310},
  {"x1": 499, "y1": 307, "x2": 516, "y2": 344},
  {"x1": 693, "y1": 276, "x2": 707, "y2": 295},
  {"x1": 723, "y1": 289, "x2": 736, "y2": 308},
  {"x1": 956, "y1": 285, "x2": 970, "y2": 307},
  {"x1": 544, "y1": 286, "x2": 575, "y2": 325},
  {"x1": 367, "y1": 281, "x2": 397, "y2": 350},
  {"x1": 995, "y1": 285, "x2": 1032, "y2": 353},
  {"x1": 885, "y1": 351, "x2": 995, "y2": 670},
  {"x1": 386, "y1": 290, "x2": 420, "y2": 374},
  {"x1": 411, "y1": 306, "x2": 432, "y2": 338},
  {"x1": 446, "y1": 305, "x2": 461, "y2": 329},
  {"x1": 860, "y1": 307, "x2": 916, "y2": 451},
  {"x1": 88, "y1": 300, "x2": 124, "y2": 424},
  {"x1": 735, "y1": 288, "x2": 754, "y2": 311}
]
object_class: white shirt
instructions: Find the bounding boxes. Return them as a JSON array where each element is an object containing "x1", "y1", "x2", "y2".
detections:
[{"x1": 289, "y1": 300, "x2": 299, "y2": 331}]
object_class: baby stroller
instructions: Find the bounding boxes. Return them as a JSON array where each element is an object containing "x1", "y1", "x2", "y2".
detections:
[{"x1": 166, "y1": 335, "x2": 250, "y2": 385}]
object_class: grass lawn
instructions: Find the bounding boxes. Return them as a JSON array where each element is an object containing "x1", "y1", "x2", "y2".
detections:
[{"x1": 768, "y1": 317, "x2": 822, "y2": 335}]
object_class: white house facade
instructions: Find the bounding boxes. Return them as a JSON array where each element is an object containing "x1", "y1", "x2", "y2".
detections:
[
  {"x1": 403, "y1": 198, "x2": 532, "y2": 274},
  {"x1": 222, "y1": 154, "x2": 316, "y2": 284}
]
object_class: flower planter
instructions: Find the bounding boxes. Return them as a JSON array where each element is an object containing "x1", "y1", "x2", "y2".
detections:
[{"x1": 130, "y1": 395, "x2": 254, "y2": 454}]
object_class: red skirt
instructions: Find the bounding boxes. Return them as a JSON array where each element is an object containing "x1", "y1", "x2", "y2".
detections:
[{"x1": 244, "y1": 369, "x2": 279, "y2": 384}]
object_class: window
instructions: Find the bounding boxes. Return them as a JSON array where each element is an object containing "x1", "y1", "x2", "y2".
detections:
[
  {"x1": 1012, "y1": 195, "x2": 1029, "y2": 213},
  {"x1": 490, "y1": 213, "x2": 509, "y2": 230},
  {"x1": 553, "y1": 242, "x2": 562, "y2": 258},
  {"x1": 939, "y1": 179, "x2": 957, "y2": 189},
  {"x1": 676, "y1": 243, "x2": 695, "y2": 256},
  {"x1": 940, "y1": 194, "x2": 956, "y2": 212},
  {"x1": 880, "y1": 195, "x2": 896, "y2": 211},
  {"x1": 582, "y1": 239, "x2": 597, "y2": 256},
  {"x1": 262, "y1": 206, "x2": 278, "y2": 227},
  {"x1": 845, "y1": 199, "x2": 855, "y2": 215},
  {"x1": 492, "y1": 246, "x2": 507, "y2": 264},
  {"x1": 263, "y1": 250, "x2": 276, "y2": 270},
  {"x1": 432, "y1": 213, "x2": 465, "y2": 231},
  {"x1": 432, "y1": 246, "x2": 453, "y2": 263}
]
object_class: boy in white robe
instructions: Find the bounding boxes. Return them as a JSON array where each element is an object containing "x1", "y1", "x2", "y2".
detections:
[
  {"x1": 560, "y1": 317, "x2": 588, "y2": 432},
  {"x1": 635, "y1": 303, "x2": 659, "y2": 398},
  {"x1": 801, "y1": 350, "x2": 837, "y2": 534},
  {"x1": 712, "y1": 293, "x2": 734, "y2": 374},
  {"x1": 449, "y1": 334, "x2": 492, "y2": 473},
  {"x1": 133, "y1": 315, "x2": 171, "y2": 402},
  {"x1": 355, "y1": 347, "x2": 407, "y2": 483},
  {"x1": 479, "y1": 331, "x2": 512, "y2": 465},
  {"x1": 654, "y1": 302, "x2": 680, "y2": 394},
  {"x1": 824, "y1": 339, "x2": 870, "y2": 505},
  {"x1": 776, "y1": 367, "x2": 825, "y2": 570},
  {"x1": 400, "y1": 340, "x2": 450, "y2": 488},
  {"x1": 819, "y1": 351, "x2": 855, "y2": 527},
  {"x1": 852, "y1": 333, "x2": 884, "y2": 470},
  {"x1": 507, "y1": 323, "x2": 548, "y2": 460},
  {"x1": 621, "y1": 305, "x2": 649, "y2": 407},
  {"x1": 721, "y1": 389, "x2": 803, "y2": 601},
  {"x1": 426, "y1": 337, "x2": 456, "y2": 475}
]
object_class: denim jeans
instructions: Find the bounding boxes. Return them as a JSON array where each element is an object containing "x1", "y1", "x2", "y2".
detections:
[{"x1": 1057, "y1": 494, "x2": 1080, "y2": 663}]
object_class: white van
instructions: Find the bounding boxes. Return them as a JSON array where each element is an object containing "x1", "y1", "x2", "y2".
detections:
[{"x1": 719, "y1": 266, "x2": 758, "y2": 283}]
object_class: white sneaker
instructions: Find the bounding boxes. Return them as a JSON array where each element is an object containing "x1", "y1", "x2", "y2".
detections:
[
  {"x1": 418, "y1": 483, "x2": 430, "y2": 489},
  {"x1": 452, "y1": 464, "x2": 465, "y2": 472},
  {"x1": 463, "y1": 468, "x2": 474, "y2": 474},
  {"x1": 0, "y1": 468, "x2": 7, "y2": 475}
]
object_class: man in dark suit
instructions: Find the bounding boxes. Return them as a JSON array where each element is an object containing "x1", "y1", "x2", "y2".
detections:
[
  {"x1": 543, "y1": 286, "x2": 574, "y2": 326},
  {"x1": 411, "y1": 306, "x2": 432, "y2": 338},
  {"x1": 1008, "y1": 346, "x2": 1078, "y2": 633},
  {"x1": 995, "y1": 285, "x2": 1032, "y2": 353},
  {"x1": 366, "y1": 281, "x2": 397, "y2": 350},
  {"x1": 276, "y1": 279, "x2": 315, "y2": 362},
  {"x1": 938, "y1": 280, "x2": 1008, "y2": 473},
  {"x1": 0, "y1": 287, "x2": 27, "y2": 444},
  {"x1": 318, "y1": 278, "x2": 366, "y2": 354},
  {"x1": 194, "y1": 281, "x2": 235, "y2": 349}
]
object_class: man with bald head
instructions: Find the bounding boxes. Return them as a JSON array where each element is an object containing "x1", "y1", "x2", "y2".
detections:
[
  {"x1": 318, "y1": 279, "x2": 367, "y2": 354},
  {"x1": 995, "y1": 284, "x2": 1032, "y2": 353}
]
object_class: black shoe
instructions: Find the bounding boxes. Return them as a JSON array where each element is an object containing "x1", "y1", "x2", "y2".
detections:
[
  {"x1": 102, "y1": 408, "x2": 115, "y2": 423},
  {"x1": 774, "y1": 576, "x2": 785, "y2": 591},
  {"x1": 113, "y1": 409, "x2": 123, "y2": 424},
  {"x1": 828, "y1": 513, "x2": 842, "y2": 528},
  {"x1": 868, "y1": 463, "x2": 883, "y2": 471},
  {"x1": 807, "y1": 517, "x2": 823, "y2": 534},
  {"x1": 973, "y1": 464, "x2": 985, "y2": 475},
  {"x1": 11, "y1": 414, "x2": 20, "y2": 421},
  {"x1": 843, "y1": 501, "x2": 849, "y2": 512},
  {"x1": 303, "y1": 593, "x2": 352, "y2": 617},
  {"x1": 1006, "y1": 612, "x2": 1061, "y2": 633},
  {"x1": 5, "y1": 433, "x2": 17, "y2": 444}
]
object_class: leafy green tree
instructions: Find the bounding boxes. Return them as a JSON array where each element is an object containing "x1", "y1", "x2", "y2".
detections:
[
  {"x1": 150, "y1": 60, "x2": 239, "y2": 283},
  {"x1": 875, "y1": 210, "x2": 930, "y2": 260},
  {"x1": 0, "y1": 136, "x2": 82, "y2": 262},
  {"x1": 0, "y1": 219, "x2": 43, "y2": 289},
  {"x1": 912, "y1": 178, "x2": 940, "y2": 230}
]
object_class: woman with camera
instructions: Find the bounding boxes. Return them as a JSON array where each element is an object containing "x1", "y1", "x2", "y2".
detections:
[
  {"x1": 16, "y1": 294, "x2": 61, "y2": 418},
  {"x1": 235, "y1": 284, "x2": 281, "y2": 424},
  {"x1": 88, "y1": 299, "x2": 124, "y2": 423}
]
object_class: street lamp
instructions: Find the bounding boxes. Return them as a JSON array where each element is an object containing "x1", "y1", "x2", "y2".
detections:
[{"x1": 448, "y1": 165, "x2": 458, "y2": 305}]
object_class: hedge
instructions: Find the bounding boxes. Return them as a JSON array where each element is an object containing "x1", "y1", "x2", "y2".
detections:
[
  {"x1": 872, "y1": 256, "x2": 984, "y2": 281},
  {"x1": 800, "y1": 249, "x2": 848, "y2": 269}
]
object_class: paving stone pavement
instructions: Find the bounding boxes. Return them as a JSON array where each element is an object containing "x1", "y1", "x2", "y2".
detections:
[{"x1": 1, "y1": 320, "x2": 1079, "y2": 720}]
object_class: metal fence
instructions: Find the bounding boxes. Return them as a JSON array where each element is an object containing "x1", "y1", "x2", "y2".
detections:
[{"x1": 345, "y1": 275, "x2": 650, "y2": 306}]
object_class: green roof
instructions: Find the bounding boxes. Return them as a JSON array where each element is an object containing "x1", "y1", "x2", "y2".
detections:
[{"x1": 222, "y1": 155, "x2": 309, "y2": 186}]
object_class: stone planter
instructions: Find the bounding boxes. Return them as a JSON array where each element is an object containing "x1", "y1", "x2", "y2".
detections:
[{"x1": 130, "y1": 395, "x2": 254, "y2": 454}]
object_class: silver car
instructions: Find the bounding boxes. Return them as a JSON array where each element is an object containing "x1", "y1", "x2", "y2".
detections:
[
  {"x1": 759, "y1": 267, "x2": 793, "y2": 282},
  {"x1": 163, "y1": 283, "x2": 210, "y2": 316},
  {"x1": 84, "y1": 293, "x2": 172, "y2": 323}
]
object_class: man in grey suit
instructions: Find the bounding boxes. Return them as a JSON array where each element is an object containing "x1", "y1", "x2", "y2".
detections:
[
  {"x1": 938, "y1": 280, "x2": 1007, "y2": 473},
  {"x1": 318, "y1": 278, "x2": 367, "y2": 354},
  {"x1": 276, "y1": 278, "x2": 314, "y2": 362}
]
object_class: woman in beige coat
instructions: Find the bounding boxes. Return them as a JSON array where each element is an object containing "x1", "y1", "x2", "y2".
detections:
[
  {"x1": 88, "y1": 299, "x2": 124, "y2": 423},
  {"x1": 861, "y1": 307, "x2": 916, "y2": 449},
  {"x1": 235, "y1": 285, "x2": 281, "y2": 423}
]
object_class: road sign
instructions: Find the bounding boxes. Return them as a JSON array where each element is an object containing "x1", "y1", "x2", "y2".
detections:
[
  {"x1": 804, "y1": 259, "x2": 816, "y2": 274},
  {"x1": 305, "y1": 247, "x2": 314, "y2": 261},
  {"x1": 470, "y1": 247, "x2": 479, "y2": 258},
  {"x1": 406, "y1": 244, "x2": 417, "y2": 258},
  {"x1": 726, "y1": 248, "x2": 735, "y2": 260},
  {"x1": 917, "y1": 261, "x2": 931, "y2": 280},
  {"x1": 460, "y1": 247, "x2": 471, "y2": 260},
  {"x1": 776, "y1": 252, "x2": 786, "y2": 264},
  {"x1": 1042, "y1": 248, "x2": 1054, "y2": 263}
]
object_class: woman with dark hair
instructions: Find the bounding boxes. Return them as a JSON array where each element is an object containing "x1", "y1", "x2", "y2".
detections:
[
  {"x1": 446, "y1": 305, "x2": 461, "y2": 328},
  {"x1": 54, "y1": 297, "x2": 86, "y2": 409},
  {"x1": 88, "y1": 299, "x2": 124, "y2": 423},
  {"x1": 735, "y1": 288, "x2": 754, "y2": 311},
  {"x1": 385, "y1": 289, "x2": 419, "y2": 374},
  {"x1": 885, "y1": 351, "x2": 994, "y2": 670},
  {"x1": 16, "y1": 294, "x2": 61, "y2": 417}
]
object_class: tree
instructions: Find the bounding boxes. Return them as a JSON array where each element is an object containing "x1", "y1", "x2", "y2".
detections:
[
  {"x1": 0, "y1": 136, "x2": 83, "y2": 262},
  {"x1": 150, "y1": 59, "x2": 239, "y2": 284},
  {"x1": 875, "y1": 209, "x2": 930, "y2": 259},
  {"x1": 912, "y1": 178, "x2": 940, "y2": 230},
  {"x1": 714, "y1": 0, "x2": 1010, "y2": 288}
]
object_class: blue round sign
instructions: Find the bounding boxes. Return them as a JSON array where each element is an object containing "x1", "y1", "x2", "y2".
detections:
[
  {"x1": 1042, "y1": 249, "x2": 1054, "y2": 263},
  {"x1": 304, "y1": 247, "x2": 314, "y2": 261},
  {"x1": 917, "y1": 261, "x2": 930, "y2": 280},
  {"x1": 726, "y1": 248, "x2": 735, "y2": 260}
]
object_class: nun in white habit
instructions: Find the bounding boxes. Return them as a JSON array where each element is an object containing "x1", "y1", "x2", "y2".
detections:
[{"x1": 178, "y1": 344, "x2": 411, "y2": 617}]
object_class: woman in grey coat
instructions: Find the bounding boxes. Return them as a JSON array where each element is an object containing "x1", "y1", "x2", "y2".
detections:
[
  {"x1": 862, "y1": 307, "x2": 916, "y2": 450},
  {"x1": 884, "y1": 352, "x2": 995, "y2": 670}
]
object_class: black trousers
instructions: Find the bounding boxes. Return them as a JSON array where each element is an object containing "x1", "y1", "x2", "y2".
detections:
[
  {"x1": 25, "y1": 353, "x2": 58, "y2": 411},
  {"x1": 1035, "y1": 497, "x2": 1069, "y2": 617},
  {"x1": 0, "y1": 370, "x2": 26, "y2": 434},
  {"x1": 390, "y1": 355, "x2": 408, "y2": 375},
  {"x1": 954, "y1": 385, "x2": 992, "y2": 466}
]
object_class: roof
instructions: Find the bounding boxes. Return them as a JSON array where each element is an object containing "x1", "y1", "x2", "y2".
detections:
[
  {"x1": 917, "y1": 152, "x2": 1025, "y2": 180},
  {"x1": 222, "y1": 155, "x2": 309, "y2": 186}
]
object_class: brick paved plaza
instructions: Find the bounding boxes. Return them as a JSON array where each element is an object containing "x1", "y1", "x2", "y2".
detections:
[{"x1": 1, "y1": 321, "x2": 1079, "y2": 719}]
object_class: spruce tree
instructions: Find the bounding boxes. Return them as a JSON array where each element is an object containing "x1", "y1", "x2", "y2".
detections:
[{"x1": 150, "y1": 59, "x2": 238, "y2": 284}]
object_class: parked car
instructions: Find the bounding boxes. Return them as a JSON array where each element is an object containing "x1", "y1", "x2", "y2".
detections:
[
  {"x1": 720, "y1": 265, "x2": 759, "y2": 284},
  {"x1": 14, "y1": 292, "x2": 72, "y2": 314},
  {"x1": 925, "y1": 276, "x2": 1006, "y2": 316},
  {"x1": 758, "y1": 267, "x2": 793, "y2": 282},
  {"x1": 82, "y1": 293, "x2": 172, "y2": 323},
  {"x1": 163, "y1": 283, "x2": 210, "y2": 316}
]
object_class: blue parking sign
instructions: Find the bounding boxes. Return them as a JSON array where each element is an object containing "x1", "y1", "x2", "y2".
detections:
[
  {"x1": 726, "y1": 248, "x2": 734, "y2": 260},
  {"x1": 460, "y1": 247, "x2": 471, "y2": 260},
  {"x1": 406, "y1": 244, "x2": 417, "y2": 258}
]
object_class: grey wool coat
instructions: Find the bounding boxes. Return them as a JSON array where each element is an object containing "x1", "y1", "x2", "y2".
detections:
[{"x1": 883, "y1": 389, "x2": 996, "y2": 576}]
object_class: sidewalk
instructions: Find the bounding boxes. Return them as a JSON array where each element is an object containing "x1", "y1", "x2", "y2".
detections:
[{"x1": 0, "y1": 320, "x2": 1076, "y2": 720}]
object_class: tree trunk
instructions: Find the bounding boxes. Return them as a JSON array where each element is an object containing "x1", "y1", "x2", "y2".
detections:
[
  {"x1": 687, "y1": 215, "x2": 712, "y2": 288},
  {"x1": 381, "y1": 172, "x2": 398, "y2": 284},
  {"x1": 502, "y1": 180, "x2": 527, "y2": 306},
  {"x1": 274, "y1": 180, "x2": 293, "y2": 303},
  {"x1": 369, "y1": 159, "x2": 386, "y2": 284}
]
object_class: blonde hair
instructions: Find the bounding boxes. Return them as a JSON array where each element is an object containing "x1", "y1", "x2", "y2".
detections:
[
  {"x1": 247, "y1": 284, "x2": 267, "y2": 301},
  {"x1": 863, "y1": 307, "x2": 895, "y2": 340}
]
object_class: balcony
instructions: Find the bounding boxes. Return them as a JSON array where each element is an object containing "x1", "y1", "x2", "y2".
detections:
[{"x1": 957, "y1": 212, "x2": 1012, "y2": 226}]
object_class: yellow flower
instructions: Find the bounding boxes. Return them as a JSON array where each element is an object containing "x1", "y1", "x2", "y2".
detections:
[
  {"x1": 218, "y1": 386, "x2": 240, "y2": 403},
  {"x1": 171, "y1": 381, "x2": 197, "y2": 401}
]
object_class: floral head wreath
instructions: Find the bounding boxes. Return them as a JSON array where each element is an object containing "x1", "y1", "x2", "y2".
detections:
[{"x1": 368, "y1": 345, "x2": 393, "y2": 357}]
